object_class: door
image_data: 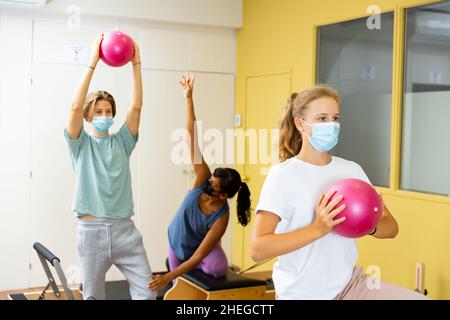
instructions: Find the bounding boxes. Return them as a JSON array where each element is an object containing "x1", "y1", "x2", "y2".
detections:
[{"x1": 240, "y1": 72, "x2": 292, "y2": 271}]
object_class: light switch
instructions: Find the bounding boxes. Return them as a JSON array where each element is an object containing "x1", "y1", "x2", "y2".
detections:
[{"x1": 235, "y1": 114, "x2": 241, "y2": 127}]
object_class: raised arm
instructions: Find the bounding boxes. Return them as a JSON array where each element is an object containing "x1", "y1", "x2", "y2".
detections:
[
  {"x1": 180, "y1": 74, "x2": 212, "y2": 188},
  {"x1": 148, "y1": 212, "x2": 229, "y2": 291},
  {"x1": 125, "y1": 39, "x2": 142, "y2": 137},
  {"x1": 250, "y1": 191, "x2": 347, "y2": 262},
  {"x1": 370, "y1": 196, "x2": 399, "y2": 239},
  {"x1": 67, "y1": 34, "x2": 103, "y2": 139}
]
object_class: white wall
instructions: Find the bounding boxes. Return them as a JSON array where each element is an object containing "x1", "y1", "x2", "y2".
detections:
[
  {"x1": 0, "y1": 11, "x2": 33, "y2": 292},
  {"x1": 0, "y1": 4, "x2": 238, "y2": 291},
  {"x1": 35, "y1": 0, "x2": 242, "y2": 28}
]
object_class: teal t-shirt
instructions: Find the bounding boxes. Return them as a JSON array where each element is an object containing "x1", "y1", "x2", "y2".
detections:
[{"x1": 64, "y1": 124, "x2": 138, "y2": 219}]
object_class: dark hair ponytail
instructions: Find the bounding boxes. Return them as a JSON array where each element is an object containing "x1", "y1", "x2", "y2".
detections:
[
  {"x1": 213, "y1": 168, "x2": 251, "y2": 227},
  {"x1": 236, "y1": 182, "x2": 251, "y2": 226}
]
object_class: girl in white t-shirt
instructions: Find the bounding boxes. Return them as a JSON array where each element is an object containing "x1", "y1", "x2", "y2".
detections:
[{"x1": 251, "y1": 85, "x2": 429, "y2": 300}]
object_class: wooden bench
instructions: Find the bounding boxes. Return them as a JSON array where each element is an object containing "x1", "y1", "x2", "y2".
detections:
[{"x1": 164, "y1": 269, "x2": 275, "y2": 300}]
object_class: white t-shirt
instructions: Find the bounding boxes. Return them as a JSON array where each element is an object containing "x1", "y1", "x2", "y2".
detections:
[{"x1": 255, "y1": 156, "x2": 371, "y2": 300}]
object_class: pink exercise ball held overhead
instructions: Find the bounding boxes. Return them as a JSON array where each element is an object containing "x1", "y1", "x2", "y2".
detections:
[
  {"x1": 100, "y1": 31, "x2": 135, "y2": 67},
  {"x1": 327, "y1": 178, "x2": 382, "y2": 238}
]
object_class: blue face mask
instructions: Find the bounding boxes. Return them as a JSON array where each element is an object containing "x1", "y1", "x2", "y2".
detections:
[
  {"x1": 92, "y1": 116, "x2": 114, "y2": 134},
  {"x1": 303, "y1": 121, "x2": 340, "y2": 152}
]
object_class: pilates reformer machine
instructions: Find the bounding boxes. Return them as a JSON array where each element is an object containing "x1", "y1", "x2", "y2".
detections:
[
  {"x1": 164, "y1": 259, "x2": 275, "y2": 300},
  {"x1": 8, "y1": 242, "x2": 274, "y2": 300}
]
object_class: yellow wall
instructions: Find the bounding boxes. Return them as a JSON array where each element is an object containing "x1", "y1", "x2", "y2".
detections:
[{"x1": 233, "y1": 0, "x2": 450, "y2": 299}]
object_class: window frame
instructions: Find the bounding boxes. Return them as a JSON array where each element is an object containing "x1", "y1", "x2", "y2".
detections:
[{"x1": 313, "y1": 0, "x2": 450, "y2": 204}]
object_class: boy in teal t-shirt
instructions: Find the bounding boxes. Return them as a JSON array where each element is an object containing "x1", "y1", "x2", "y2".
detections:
[
  {"x1": 64, "y1": 123, "x2": 137, "y2": 219},
  {"x1": 65, "y1": 33, "x2": 155, "y2": 300}
]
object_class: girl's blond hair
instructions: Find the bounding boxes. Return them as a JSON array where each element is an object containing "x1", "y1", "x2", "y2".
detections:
[{"x1": 278, "y1": 85, "x2": 340, "y2": 162}]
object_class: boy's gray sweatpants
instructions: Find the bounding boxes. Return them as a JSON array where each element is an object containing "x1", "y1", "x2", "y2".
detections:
[{"x1": 77, "y1": 218, "x2": 156, "y2": 300}]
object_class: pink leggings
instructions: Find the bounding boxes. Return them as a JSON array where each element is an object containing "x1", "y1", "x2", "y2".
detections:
[
  {"x1": 168, "y1": 245, "x2": 228, "y2": 278},
  {"x1": 334, "y1": 267, "x2": 430, "y2": 300}
]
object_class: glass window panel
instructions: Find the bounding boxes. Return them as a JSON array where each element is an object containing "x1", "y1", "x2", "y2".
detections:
[
  {"x1": 317, "y1": 13, "x2": 394, "y2": 187},
  {"x1": 401, "y1": 2, "x2": 450, "y2": 197}
]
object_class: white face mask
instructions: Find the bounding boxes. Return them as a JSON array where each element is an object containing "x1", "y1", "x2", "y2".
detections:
[{"x1": 302, "y1": 120, "x2": 341, "y2": 152}]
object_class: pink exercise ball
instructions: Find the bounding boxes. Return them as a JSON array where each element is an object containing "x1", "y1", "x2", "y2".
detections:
[
  {"x1": 100, "y1": 31, "x2": 135, "y2": 67},
  {"x1": 327, "y1": 178, "x2": 382, "y2": 238}
]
